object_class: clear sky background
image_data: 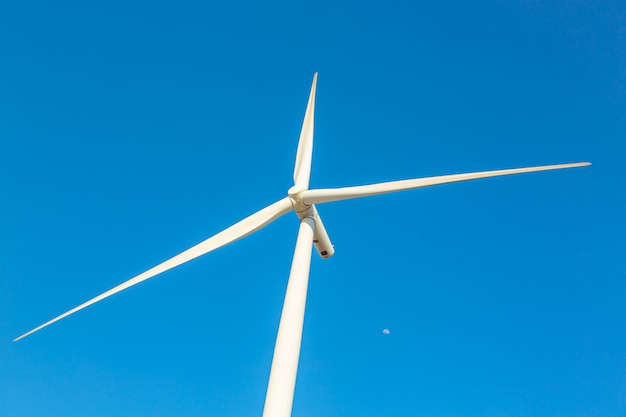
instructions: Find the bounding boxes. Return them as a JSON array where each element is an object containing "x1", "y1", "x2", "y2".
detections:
[{"x1": 1, "y1": 1, "x2": 624, "y2": 416}]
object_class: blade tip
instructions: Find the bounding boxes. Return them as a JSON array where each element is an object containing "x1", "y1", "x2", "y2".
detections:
[{"x1": 563, "y1": 162, "x2": 591, "y2": 168}]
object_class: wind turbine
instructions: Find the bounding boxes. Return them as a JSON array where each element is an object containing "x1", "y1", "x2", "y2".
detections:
[{"x1": 14, "y1": 73, "x2": 590, "y2": 417}]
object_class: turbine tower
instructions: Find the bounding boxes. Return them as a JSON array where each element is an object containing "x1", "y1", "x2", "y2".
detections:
[{"x1": 14, "y1": 73, "x2": 590, "y2": 417}]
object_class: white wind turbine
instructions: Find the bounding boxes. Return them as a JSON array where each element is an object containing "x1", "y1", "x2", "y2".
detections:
[{"x1": 15, "y1": 73, "x2": 590, "y2": 417}]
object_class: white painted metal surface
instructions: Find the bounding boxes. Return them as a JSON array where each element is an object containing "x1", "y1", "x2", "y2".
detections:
[
  {"x1": 262, "y1": 216, "x2": 316, "y2": 417},
  {"x1": 14, "y1": 73, "x2": 591, "y2": 416}
]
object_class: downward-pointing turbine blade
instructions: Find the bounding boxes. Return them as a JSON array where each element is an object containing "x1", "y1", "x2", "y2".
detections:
[
  {"x1": 292, "y1": 73, "x2": 318, "y2": 191},
  {"x1": 14, "y1": 197, "x2": 294, "y2": 342},
  {"x1": 301, "y1": 162, "x2": 591, "y2": 205}
]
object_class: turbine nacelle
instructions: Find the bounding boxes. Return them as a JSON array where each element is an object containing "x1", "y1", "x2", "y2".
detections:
[
  {"x1": 293, "y1": 203, "x2": 335, "y2": 259},
  {"x1": 287, "y1": 190, "x2": 335, "y2": 259}
]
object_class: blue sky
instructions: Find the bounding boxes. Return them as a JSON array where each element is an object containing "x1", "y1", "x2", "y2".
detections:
[{"x1": 1, "y1": 1, "x2": 624, "y2": 416}]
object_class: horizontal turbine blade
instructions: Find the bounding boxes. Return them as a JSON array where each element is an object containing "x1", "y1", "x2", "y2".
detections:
[
  {"x1": 14, "y1": 197, "x2": 294, "y2": 342},
  {"x1": 292, "y1": 73, "x2": 318, "y2": 191},
  {"x1": 301, "y1": 162, "x2": 591, "y2": 205}
]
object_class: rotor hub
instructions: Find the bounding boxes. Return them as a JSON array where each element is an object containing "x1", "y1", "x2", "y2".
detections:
[{"x1": 287, "y1": 186, "x2": 311, "y2": 213}]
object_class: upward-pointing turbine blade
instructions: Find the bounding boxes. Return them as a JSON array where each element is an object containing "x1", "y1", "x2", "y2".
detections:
[
  {"x1": 301, "y1": 162, "x2": 591, "y2": 205},
  {"x1": 292, "y1": 73, "x2": 318, "y2": 191},
  {"x1": 14, "y1": 197, "x2": 294, "y2": 342}
]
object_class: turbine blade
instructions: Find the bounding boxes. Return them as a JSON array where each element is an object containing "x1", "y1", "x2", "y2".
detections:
[
  {"x1": 301, "y1": 162, "x2": 591, "y2": 205},
  {"x1": 292, "y1": 73, "x2": 318, "y2": 191},
  {"x1": 14, "y1": 197, "x2": 294, "y2": 342}
]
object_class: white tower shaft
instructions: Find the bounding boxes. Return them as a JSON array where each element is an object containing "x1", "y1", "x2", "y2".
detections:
[{"x1": 262, "y1": 216, "x2": 316, "y2": 417}]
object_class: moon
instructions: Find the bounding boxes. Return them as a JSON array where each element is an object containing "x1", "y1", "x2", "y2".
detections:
[{"x1": 382, "y1": 329, "x2": 390, "y2": 335}]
